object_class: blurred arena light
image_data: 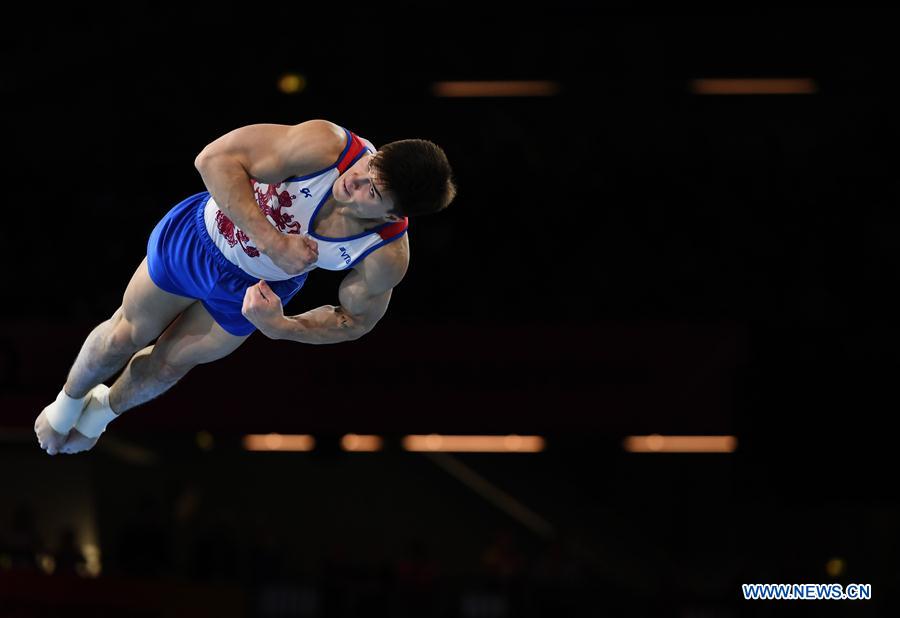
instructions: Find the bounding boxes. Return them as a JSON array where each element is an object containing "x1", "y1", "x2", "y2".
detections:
[
  {"x1": 243, "y1": 433, "x2": 316, "y2": 452},
  {"x1": 195, "y1": 430, "x2": 214, "y2": 451},
  {"x1": 277, "y1": 73, "x2": 307, "y2": 94},
  {"x1": 826, "y1": 557, "x2": 846, "y2": 578},
  {"x1": 432, "y1": 81, "x2": 560, "y2": 97},
  {"x1": 624, "y1": 434, "x2": 737, "y2": 453},
  {"x1": 403, "y1": 434, "x2": 545, "y2": 453},
  {"x1": 37, "y1": 554, "x2": 55, "y2": 575},
  {"x1": 690, "y1": 78, "x2": 817, "y2": 94},
  {"x1": 341, "y1": 434, "x2": 384, "y2": 452},
  {"x1": 82, "y1": 544, "x2": 102, "y2": 577}
]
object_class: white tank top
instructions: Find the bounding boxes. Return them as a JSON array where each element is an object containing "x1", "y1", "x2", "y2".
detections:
[{"x1": 202, "y1": 127, "x2": 409, "y2": 280}]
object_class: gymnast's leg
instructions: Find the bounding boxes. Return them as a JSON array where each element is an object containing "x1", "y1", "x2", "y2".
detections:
[
  {"x1": 59, "y1": 301, "x2": 250, "y2": 454},
  {"x1": 34, "y1": 256, "x2": 195, "y2": 455}
]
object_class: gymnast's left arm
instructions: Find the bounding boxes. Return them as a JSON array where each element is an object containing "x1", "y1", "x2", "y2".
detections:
[{"x1": 273, "y1": 251, "x2": 408, "y2": 344}]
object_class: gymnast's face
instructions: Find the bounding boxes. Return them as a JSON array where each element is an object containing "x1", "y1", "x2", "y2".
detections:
[{"x1": 332, "y1": 152, "x2": 401, "y2": 222}]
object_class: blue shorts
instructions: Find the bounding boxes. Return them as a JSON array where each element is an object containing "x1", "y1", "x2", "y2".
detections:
[{"x1": 146, "y1": 191, "x2": 308, "y2": 337}]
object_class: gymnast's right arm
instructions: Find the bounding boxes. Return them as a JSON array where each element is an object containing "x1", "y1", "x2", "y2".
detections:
[{"x1": 193, "y1": 120, "x2": 342, "y2": 273}]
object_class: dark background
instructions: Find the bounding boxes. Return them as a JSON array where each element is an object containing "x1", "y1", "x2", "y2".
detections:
[{"x1": 1, "y1": 6, "x2": 898, "y2": 617}]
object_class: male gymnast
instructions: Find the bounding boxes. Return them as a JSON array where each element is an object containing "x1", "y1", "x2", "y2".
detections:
[{"x1": 34, "y1": 119, "x2": 456, "y2": 455}]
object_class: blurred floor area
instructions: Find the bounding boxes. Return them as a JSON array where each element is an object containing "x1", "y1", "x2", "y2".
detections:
[{"x1": 1, "y1": 430, "x2": 897, "y2": 617}]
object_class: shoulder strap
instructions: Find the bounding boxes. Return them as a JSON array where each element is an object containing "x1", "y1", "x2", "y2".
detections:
[
  {"x1": 336, "y1": 128, "x2": 369, "y2": 174},
  {"x1": 377, "y1": 219, "x2": 409, "y2": 240}
]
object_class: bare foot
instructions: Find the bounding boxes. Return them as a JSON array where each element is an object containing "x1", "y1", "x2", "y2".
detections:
[
  {"x1": 34, "y1": 408, "x2": 70, "y2": 456},
  {"x1": 60, "y1": 428, "x2": 100, "y2": 455}
]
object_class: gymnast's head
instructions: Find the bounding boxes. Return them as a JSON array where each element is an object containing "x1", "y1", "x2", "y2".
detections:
[{"x1": 334, "y1": 139, "x2": 457, "y2": 222}]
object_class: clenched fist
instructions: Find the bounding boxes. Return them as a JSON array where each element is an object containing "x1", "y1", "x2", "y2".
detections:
[
  {"x1": 242, "y1": 280, "x2": 287, "y2": 339},
  {"x1": 265, "y1": 232, "x2": 318, "y2": 275}
]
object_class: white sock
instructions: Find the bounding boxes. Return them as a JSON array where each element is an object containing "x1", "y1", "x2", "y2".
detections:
[
  {"x1": 44, "y1": 387, "x2": 90, "y2": 434},
  {"x1": 74, "y1": 384, "x2": 118, "y2": 438}
]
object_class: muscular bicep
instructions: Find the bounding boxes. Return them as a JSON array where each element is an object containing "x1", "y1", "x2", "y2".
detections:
[
  {"x1": 338, "y1": 268, "x2": 392, "y2": 330},
  {"x1": 337, "y1": 241, "x2": 408, "y2": 331},
  {"x1": 195, "y1": 119, "x2": 345, "y2": 184}
]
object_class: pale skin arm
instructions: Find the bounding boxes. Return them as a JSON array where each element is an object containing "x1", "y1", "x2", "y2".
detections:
[
  {"x1": 194, "y1": 119, "x2": 345, "y2": 273},
  {"x1": 241, "y1": 241, "x2": 410, "y2": 343}
]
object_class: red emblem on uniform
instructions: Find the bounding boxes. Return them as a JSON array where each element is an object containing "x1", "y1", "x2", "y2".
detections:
[
  {"x1": 214, "y1": 181, "x2": 302, "y2": 260},
  {"x1": 215, "y1": 211, "x2": 260, "y2": 257},
  {"x1": 254, "y1": 183, "x2": 302, "y2": 234}
]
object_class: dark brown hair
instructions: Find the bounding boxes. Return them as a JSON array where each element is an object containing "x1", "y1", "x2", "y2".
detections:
[{"x1": 371, "y1": 139, "x2": 457, "y2": 218}]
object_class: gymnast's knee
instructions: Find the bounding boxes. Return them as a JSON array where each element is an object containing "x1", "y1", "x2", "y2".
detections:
[{"x1": 102, "y1": 308, "x2": 149, "y2": 358}]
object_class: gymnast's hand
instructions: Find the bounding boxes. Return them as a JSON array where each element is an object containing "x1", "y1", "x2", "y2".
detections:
[
  {"x1": 242, "y1": 280, "x2": 288, "y2": 339},
  {"x1": 265, "y1": 232, "x2": 318, "y2": 275}
]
